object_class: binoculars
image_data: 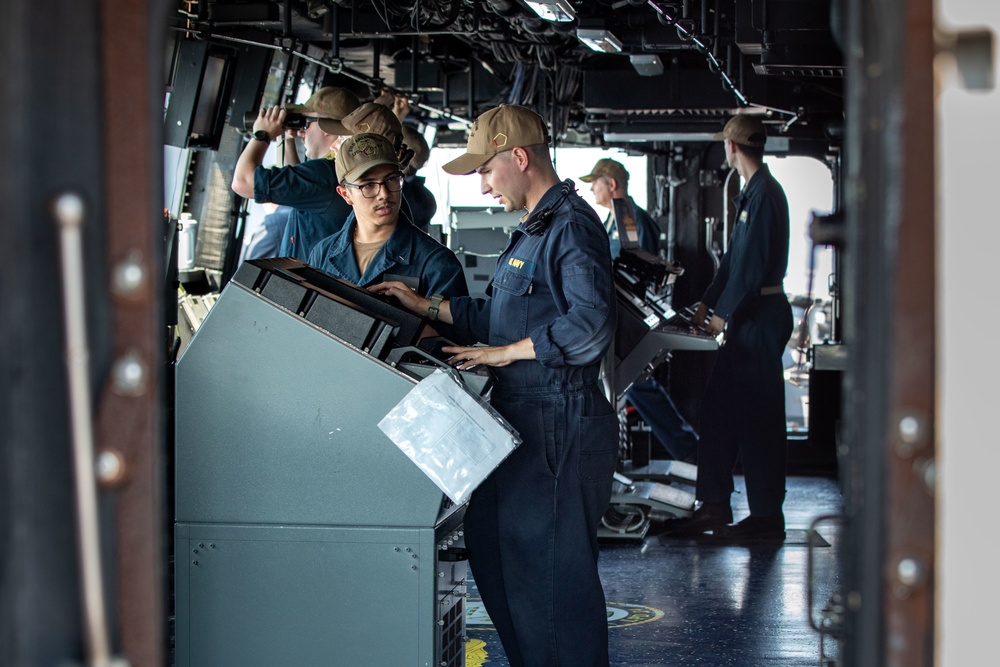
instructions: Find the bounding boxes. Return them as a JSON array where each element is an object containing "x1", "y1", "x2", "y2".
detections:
[{"x1": 242, "y1": 110, "x2": 310, "y2": 132}]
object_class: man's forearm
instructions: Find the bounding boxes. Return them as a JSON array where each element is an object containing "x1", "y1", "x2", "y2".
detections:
[
  {"x1": 275, "y1": 130, "x2": 300, "y2": 167},
  {"x1": 232, "y1": 140, "x2": 269, "y2": 199}
]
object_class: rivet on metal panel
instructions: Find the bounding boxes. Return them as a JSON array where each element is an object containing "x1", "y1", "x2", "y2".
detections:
[
  {"x1": 915, "y1": 458, "x2": 936, "y2": 495},
  {"x1": 95, "y1": 449, "x2": 126, "y2": 487},
  {"x1": 112, "y1": 350, "x2": 147, "y2": 396},
  {"x1": 112, "y1": 250, "x2": 146, "y2": 296},
  {"x1": 897, "y1": 557, "x2": 922, "y2": 585},
  {"x1": 894, "y1": 556, "x2": 925, "y2": 598},
  {"x1": 896, "y1": 411, "x2": 930, "y2": 457}
]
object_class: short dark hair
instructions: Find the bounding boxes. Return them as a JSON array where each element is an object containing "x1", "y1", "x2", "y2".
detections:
[
  {"x1": 493, "y1": 142, "x2": 552, "y2": 170},
  {"x1": 524, "y1": 143, "x2": 552, "y2": 163},
  {"x1": 734, "y1": 141, "x2": 765, "y2": 161}
]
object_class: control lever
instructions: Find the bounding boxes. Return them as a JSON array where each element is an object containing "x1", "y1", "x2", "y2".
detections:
[{"x1": 613, "y1": 471, "x2": 637, "y2": 492}]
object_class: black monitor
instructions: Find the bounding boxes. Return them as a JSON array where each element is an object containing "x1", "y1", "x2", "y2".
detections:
[
  {"x1": 232, "y1": 258, "x2": 426, "y2": 359},
  {"x1": 164, "y1": 37, "x2": 238, "y2": 150}
]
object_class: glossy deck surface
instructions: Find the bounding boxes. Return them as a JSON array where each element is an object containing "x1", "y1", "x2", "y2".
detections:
[{"x1": 465, "y1": 475, "x2": 843, "y2": 667}]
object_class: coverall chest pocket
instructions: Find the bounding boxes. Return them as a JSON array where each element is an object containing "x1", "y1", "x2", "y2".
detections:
[{"x1": 490, "y1": 266, "x2": 531, "y2": 343}]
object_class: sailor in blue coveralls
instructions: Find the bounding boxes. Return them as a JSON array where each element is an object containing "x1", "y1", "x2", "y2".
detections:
[
  {"x1": 660, "y1": 114, "x2": 794, "y2": 541},
  {"x1": 305, "y1": 131, "x2": 467, "y2": 301},
  {"x1": 581, "y1": 157, "x2": 700, "y2": 461},
  {"x1": 231, "y1": 87, "x2": 361, "y2": 262},
  {"x1": 372, "y1": 104, "x2": 619, "y2": 667},
  {"x1": 580, "y1": 157, "x2": 661, "y2": 261}
]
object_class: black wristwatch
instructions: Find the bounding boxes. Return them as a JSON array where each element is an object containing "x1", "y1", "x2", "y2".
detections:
[
  {"x1": 253, "y1": 130, "x2": 271, "y2": 143},
  {"x1": 427, "y1": 294, "x2": 444, "y2": 321}
]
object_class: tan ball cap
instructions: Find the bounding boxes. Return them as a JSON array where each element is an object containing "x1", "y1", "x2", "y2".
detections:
[
  {"x1": 335, "y1": 132, "x2": 402, "y2": 184},
  {"x1": 580, "y1": 158, "x2": 629, "y2": 184},
  {"x1": 402, "y1": 125, "x2": 431, "y2": 170},
  {"x1": 342, "y1": 102, "x2": 403, "y2": 146},
  {"x1": 713, "y1": 114, "x2": 767, "y2": 147},
  {"x1": 285, "y1": 86, "x2": 362, "y2": 136},
  {"x1": 442, "y1": 104, "x2": 550, "y2": 175}
]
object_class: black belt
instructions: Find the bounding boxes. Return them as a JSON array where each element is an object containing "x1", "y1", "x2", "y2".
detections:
[{"x1": 759, "y1": 285, "x2": 784, "y2": 296}]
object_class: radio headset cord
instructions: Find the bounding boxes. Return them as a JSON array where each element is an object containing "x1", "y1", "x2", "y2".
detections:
[
  {"x1": 483, "y1": 181, "x2": 576, "y2": 299},
  {"x1": 524, "y1": 180, "x2": 575, "y2": 236}
]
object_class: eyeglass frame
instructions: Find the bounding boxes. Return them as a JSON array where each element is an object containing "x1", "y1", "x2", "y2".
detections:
[{"x1": 342, "y1": 172, "x2": 405, "y2": 199}]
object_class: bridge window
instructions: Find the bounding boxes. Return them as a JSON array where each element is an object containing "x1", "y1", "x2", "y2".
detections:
[{"x1": 764, "y1": 155, "x2": 836, "y2": 436}]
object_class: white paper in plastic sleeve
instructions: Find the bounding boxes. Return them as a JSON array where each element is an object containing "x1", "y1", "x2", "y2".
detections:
[{"x1": 378, "y1": 369, "x2": 520, "y2": 505}]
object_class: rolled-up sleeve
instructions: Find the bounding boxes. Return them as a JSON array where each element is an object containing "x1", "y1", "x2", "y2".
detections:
[
  {"x1": 529, "y1": 213, "x2": 616, "y2": 367},
  {"x1": 254, "y1": 161, "x2": 337, "y2": 207}
]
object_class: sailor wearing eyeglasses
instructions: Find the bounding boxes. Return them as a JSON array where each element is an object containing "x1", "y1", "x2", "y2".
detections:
[{"x1": 306, "y1": 132, "x2": 468, "y2": 304}]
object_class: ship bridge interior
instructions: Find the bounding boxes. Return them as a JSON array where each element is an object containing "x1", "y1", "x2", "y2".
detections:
[{"x1": 3, "y1": 1, "x2": 995, "y2": 666}]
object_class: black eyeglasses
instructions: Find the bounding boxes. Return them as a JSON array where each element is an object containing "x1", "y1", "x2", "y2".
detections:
[{"x1": 344, "y1": 173, "x2": 404, "y2": 199}]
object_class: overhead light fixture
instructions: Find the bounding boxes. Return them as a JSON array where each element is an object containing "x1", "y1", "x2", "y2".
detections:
[
  {"x1": 630, "y1": 54, "x2": 664, "y2": 76},
  {"x1": 524, "y1": 0, "x2": 576, "y2": 22},
  {"x1": 604, "y1": 131, "x2": 719, "y2": 143},
  {"x1": 576, "y1": 28, "x2": 623, "y2": 54}
]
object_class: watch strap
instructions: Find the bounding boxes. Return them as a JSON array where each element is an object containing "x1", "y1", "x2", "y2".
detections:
[{"x1": 427, "y1": 294, "x2": 444, "y2": 321}]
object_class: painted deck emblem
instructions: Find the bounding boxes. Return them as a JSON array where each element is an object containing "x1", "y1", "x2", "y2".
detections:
[{"x1": 466, "y1": 598, "x2": 664, "y2": 629}]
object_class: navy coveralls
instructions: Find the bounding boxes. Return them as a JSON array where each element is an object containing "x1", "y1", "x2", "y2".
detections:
[
  {"x1": 626, "y1": 379, "x2": 699, "y2": 460},
  {"x1": 305, "y1": 216, "x2": 468, "y2": 299},
  {"x1": 696, "y1": 165, "x2": 793, "y2": 517},
  {"x1": 449, "y1": 181, "x2": 619, "y2": 667},
  {"x1": 251, "y1": 156, "x2": 353, "y2": 262}
]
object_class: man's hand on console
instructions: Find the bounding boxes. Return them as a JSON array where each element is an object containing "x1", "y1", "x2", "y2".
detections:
[{"x1": 369, "y1": 281, "x2": 428, "y2": 314}]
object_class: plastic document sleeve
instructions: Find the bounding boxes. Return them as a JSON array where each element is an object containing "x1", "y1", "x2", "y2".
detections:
[{"x1": 378, "y1": 369, "x2": 521, "y2": 505}]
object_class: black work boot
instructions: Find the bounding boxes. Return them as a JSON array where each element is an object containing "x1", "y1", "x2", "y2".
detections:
[
  {"x1": 715, "y1": 513, "x2": 786, "y2": 541},
  {"x1": 651, "y1": 501, "x2": 733, "y2": 538}
]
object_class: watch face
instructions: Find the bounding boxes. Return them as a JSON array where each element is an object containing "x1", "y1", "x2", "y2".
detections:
[{"x1": 254, "y1": 130, "x2": 270, "y2": 142}]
